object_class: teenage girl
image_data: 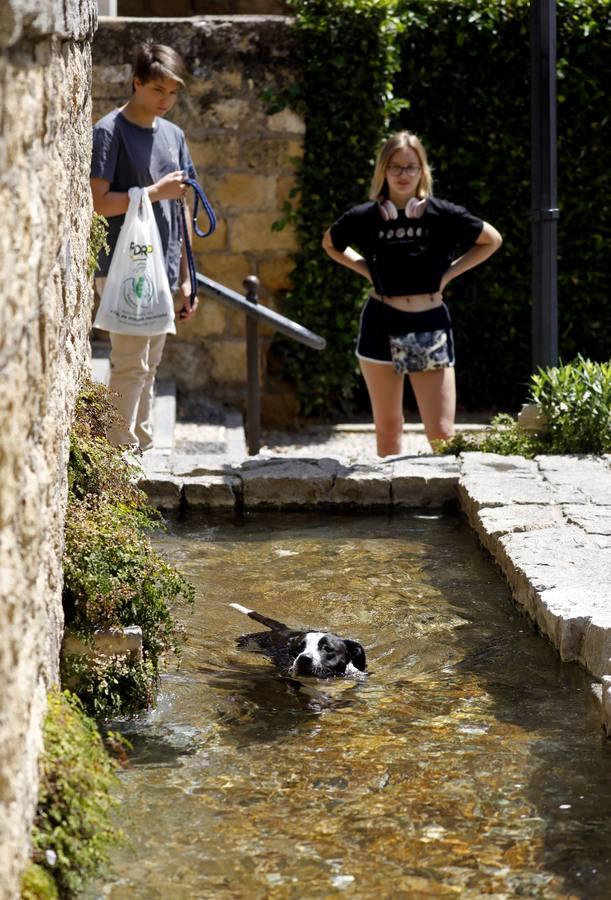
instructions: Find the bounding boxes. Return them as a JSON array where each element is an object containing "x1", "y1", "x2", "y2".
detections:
[{"x1": 323, "y1": 131, "x2": 502, "y2": 456}]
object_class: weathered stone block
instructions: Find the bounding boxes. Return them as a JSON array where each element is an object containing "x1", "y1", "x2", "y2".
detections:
[
  {"x1": 189, "y1": 136, "x2": 241, "y2": 170},
  {"x1": 240, "y1": 137, "x2": 303, "y2": 174},
  {"x1": 240, "y1": 457, "x2": 338, "y2": 507},
  {"x1": 392, "y1": 457, "x2": 459, "y2": 507},
  {"x1": 139, "y1": 477, "x2": 183, "y2": 511},
  {"x1": 201, "y1": 253, "x2": 254, "y2": 294},
  {"x1": 231, "y1": 212, "x2": 298, "y2": 252},
  {"x1": 205, "y1": 98, "x2": 258, "y2": 130},
  {"x1": 92, "y1": 64, "x2": 131, "y2": 98},
  {"x1": 329, "y1": 465, "x2": 392, "y2": 506},
  {"x1": 208, "y1": 340, "x2": 248, "y2": 383},
  {"x1": 258, "y1": 256, "x2": 295, "y2": 292},
  {"x1": 193, "y1": 218, "x2": 228, "y2": 252},
  {"x1": 179, "y1": 295, "x2": 228, "y2": 338},
  {"x1": 216, "y1": 173, "x2": 277, "y2": 211},
  {"x1": 537, "y1": 455, "x2": 611, "y2": 505},
  {"x1": 183, "y1": 475, "x2": 241, "y2": 508},
  {"x1": 267, "y1": 109, "x2": 306, "y2": 134}
]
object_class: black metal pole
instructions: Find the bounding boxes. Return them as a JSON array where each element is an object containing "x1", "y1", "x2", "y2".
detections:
[
  {"x1": 531, "y1": 0, "x2": 559, "y2": 370},
  {"x1": 244, "y1": 275, "x2": 261, "y2": 455}
]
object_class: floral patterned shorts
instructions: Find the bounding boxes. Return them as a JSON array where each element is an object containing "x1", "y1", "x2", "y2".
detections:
[{"x1": 356, "y1": 296, "x2": 455, "y2": 372}]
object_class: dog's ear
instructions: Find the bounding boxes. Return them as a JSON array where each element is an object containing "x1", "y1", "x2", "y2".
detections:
[{"x1": 345, "y1": 640, "x2": 367, "y2": 671}]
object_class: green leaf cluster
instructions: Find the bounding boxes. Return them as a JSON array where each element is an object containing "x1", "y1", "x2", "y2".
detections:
[
  {"x1": 438, "y1": 356, "x2": 610, "y2": 456},
  {"x1": 21, "y1": 690, "x2": 120, "y2": 899},
  {"x1": 88, "y1": 213, "x2": 109, "y2": 280},
  {"x1": 62, "y1": 378, "x2": 195, "y2": 718},
  {"x1": 531, "y1": 355, "x2": 611, "y2": 454},
  {"x1": 273, "y1": 0, "x2": 610, "y2": 416}
]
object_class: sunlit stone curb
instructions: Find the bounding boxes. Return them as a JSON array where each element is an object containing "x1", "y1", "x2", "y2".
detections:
[
  {"x1": 329, "y1": 464, "x2": 392, "y2": 505},
  {"x1": 139, "y1": 477, "x2": 183, "y2": 511},
  {"x1": 459, "y1": 452, "x2": 611, "y2": 734},
  {"x1": 183, "y1": 476, "x2": 242, "y2": 508},
  {"x1": 536, "y1": 455, "x2": 611, "y2": 504},
  {"x1": 239, "y1": 457, "x2": 338, "y2": 507},
  {"x1": 459, "y1": 453, "x2": 577, "y2": 508},
  {"x1": 391, "y1": 456, "x2": 459, "y2": 507}
]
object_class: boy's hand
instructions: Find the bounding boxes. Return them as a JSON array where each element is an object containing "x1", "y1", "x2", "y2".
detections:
[
  {"x1": 148, "y1": 171, "x2": 188, "y2": 202},
  {"x1": 177, "y1": 280, "x2": 198, "y2": 321}
]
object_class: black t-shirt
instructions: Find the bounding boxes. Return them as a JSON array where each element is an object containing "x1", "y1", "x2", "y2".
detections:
[{"x1": 329, "y1": 197, "x2": 484, "y2": 295}]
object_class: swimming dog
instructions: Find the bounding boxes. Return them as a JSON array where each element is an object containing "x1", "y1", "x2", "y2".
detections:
[{"x1": 229, "y1": 603, "x2": 367, "y2": 678}]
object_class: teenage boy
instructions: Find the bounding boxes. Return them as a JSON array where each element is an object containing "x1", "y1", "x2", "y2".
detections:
[{"x1": 91, "y1": 43, "x2": 198, "y2": 450}]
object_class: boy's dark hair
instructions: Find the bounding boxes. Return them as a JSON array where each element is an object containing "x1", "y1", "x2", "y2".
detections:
[{"x1": 132, "y1": 44, "x2": 186, "y2": 91}]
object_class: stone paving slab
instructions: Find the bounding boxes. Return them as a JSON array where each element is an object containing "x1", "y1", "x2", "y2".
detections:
[
  {"x1": 458, "y1": 452, "x2": 611, "y2": 734},
  {"x1": 137, "y1": 441, "x2": 611, "y2": 735}
]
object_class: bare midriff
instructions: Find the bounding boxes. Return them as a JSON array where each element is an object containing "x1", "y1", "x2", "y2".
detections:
[{"x1": 371, "y1": 291, "x2": 444, "y2": 312}]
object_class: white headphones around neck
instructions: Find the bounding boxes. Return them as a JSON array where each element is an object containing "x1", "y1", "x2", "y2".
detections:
[{"x1": 379, "y1": 196, "x2": 427, "y2": 221}]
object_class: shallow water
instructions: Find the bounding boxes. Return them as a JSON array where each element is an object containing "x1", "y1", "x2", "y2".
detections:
[{"x1": 93, "y1": 512, "x2": 611, "y2": 899}]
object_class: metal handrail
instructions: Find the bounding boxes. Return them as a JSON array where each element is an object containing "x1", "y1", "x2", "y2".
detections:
[
  {"x1": 196, "y1": 273, "x2": 326, "y2": 351},
  {"x1": 195, "y1": 272, "x2": 326, "y2": 455}
]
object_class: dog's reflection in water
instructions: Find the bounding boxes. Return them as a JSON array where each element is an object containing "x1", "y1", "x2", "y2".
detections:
[{"x1": 197, "y1": 662, "x2": 360, "y2": 742}]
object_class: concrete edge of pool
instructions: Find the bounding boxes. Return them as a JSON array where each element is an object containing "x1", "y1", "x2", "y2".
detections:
[{"x1": 139, "y1": 450, "x2": 611, "y2": 736}]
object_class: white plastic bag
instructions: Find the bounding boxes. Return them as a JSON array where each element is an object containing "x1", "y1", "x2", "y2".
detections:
[{"x1": 94, "y1": 187, "x2": 176, "y2": 336}]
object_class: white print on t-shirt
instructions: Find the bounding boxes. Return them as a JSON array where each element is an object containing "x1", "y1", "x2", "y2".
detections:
[{"x1": 378, "y1": 224, "x2": 431, "y2": 256}]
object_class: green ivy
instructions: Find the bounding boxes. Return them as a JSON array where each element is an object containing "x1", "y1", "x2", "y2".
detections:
[
  {"x1": 88, "y1": 213, "x2": 109, "y2": 280},
  {"x1": 271, "y1": 0, "x2": 610, "y2": 416},
  {"x1": 21, "y1": 690, "x2": 120, "y2": 899},
  {"x1": 273, "y1": 0, "x2": 405, "y2": 416},
  {"x1": 62, "y1": 378, "x2": 195, "y2": 718}
]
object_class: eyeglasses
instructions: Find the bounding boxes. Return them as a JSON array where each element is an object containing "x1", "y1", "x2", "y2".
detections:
[{"x1": 387, "y1": 164, "x2": 421, "y2": 177}]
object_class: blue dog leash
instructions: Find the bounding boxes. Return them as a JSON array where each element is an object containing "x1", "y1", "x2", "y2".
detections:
[{"x1": 179, "y1": 178, "x2": 217, "y2": 311}]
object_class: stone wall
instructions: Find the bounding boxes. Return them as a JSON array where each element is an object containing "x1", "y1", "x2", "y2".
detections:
[
  {"x1": 92, "y1": 16, "x2": 303, "y2": 419},
  {"x1": 119, "y1": 1, "x2": 290, "y2": 14},
  {"x1": 0, "y1": 1, "x2": 96, "y2": 895}
]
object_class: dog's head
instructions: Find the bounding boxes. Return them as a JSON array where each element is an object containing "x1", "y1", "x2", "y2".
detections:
[{"x1": 288, "y1": 632, "x2": 367, "y2": 678}]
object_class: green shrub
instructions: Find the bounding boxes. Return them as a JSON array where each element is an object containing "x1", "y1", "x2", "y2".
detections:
[
  {"x1": 438, "y1": 357, "x2": 610, "y2": 456},
  {"x1": 63, "y1": 378, "x2": 194, "y2": 718},
  {"x1": 531, "y1": 355, "x2": 611, "y2": 454},
  {"x1": 271, "y1": 0, "x2": 610, "y2": 416},
  {"x1": 23, "y1": 690, "x2": 120, "y2": 899}
]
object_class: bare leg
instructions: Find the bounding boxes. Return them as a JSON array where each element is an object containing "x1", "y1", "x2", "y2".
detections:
[
  {"x1": 408, "y1": 367, "x2": 456, "y2": 449},
  {"x1": 359, "y1": 359, "x2": 404, "y2": 456}
]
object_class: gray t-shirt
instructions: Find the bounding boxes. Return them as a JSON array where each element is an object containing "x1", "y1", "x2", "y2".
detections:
[{"x1": 91, "y1": 109, "x2": 197, "y2": 290}]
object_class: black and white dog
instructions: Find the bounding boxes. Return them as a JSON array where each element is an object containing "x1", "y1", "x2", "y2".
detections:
[{"x1": 230, "y1": 603, "x2": 367, "y2": 679}]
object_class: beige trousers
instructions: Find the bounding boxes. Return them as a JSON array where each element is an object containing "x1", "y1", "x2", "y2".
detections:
[{"x1": 96, "y1": 278, "x2": 167, "y2": 450}]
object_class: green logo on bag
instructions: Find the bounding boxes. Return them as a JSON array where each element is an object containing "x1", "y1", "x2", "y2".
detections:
[{"x1": 122, "y1": 273, "x2": 154, "y2": 310}]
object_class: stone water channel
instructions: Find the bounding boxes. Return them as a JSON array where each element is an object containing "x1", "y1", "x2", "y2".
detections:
[{"x1": 93, "y1": 511, "x2": 611, "y2": 899}]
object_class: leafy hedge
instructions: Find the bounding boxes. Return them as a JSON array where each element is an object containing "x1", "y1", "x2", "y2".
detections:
[
  {"x1": 274, "y1": 0, "x2": 610, "y2": 415},
  {"x1": 273, "y1": 0, "x2": 405, "y2": 417}
]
